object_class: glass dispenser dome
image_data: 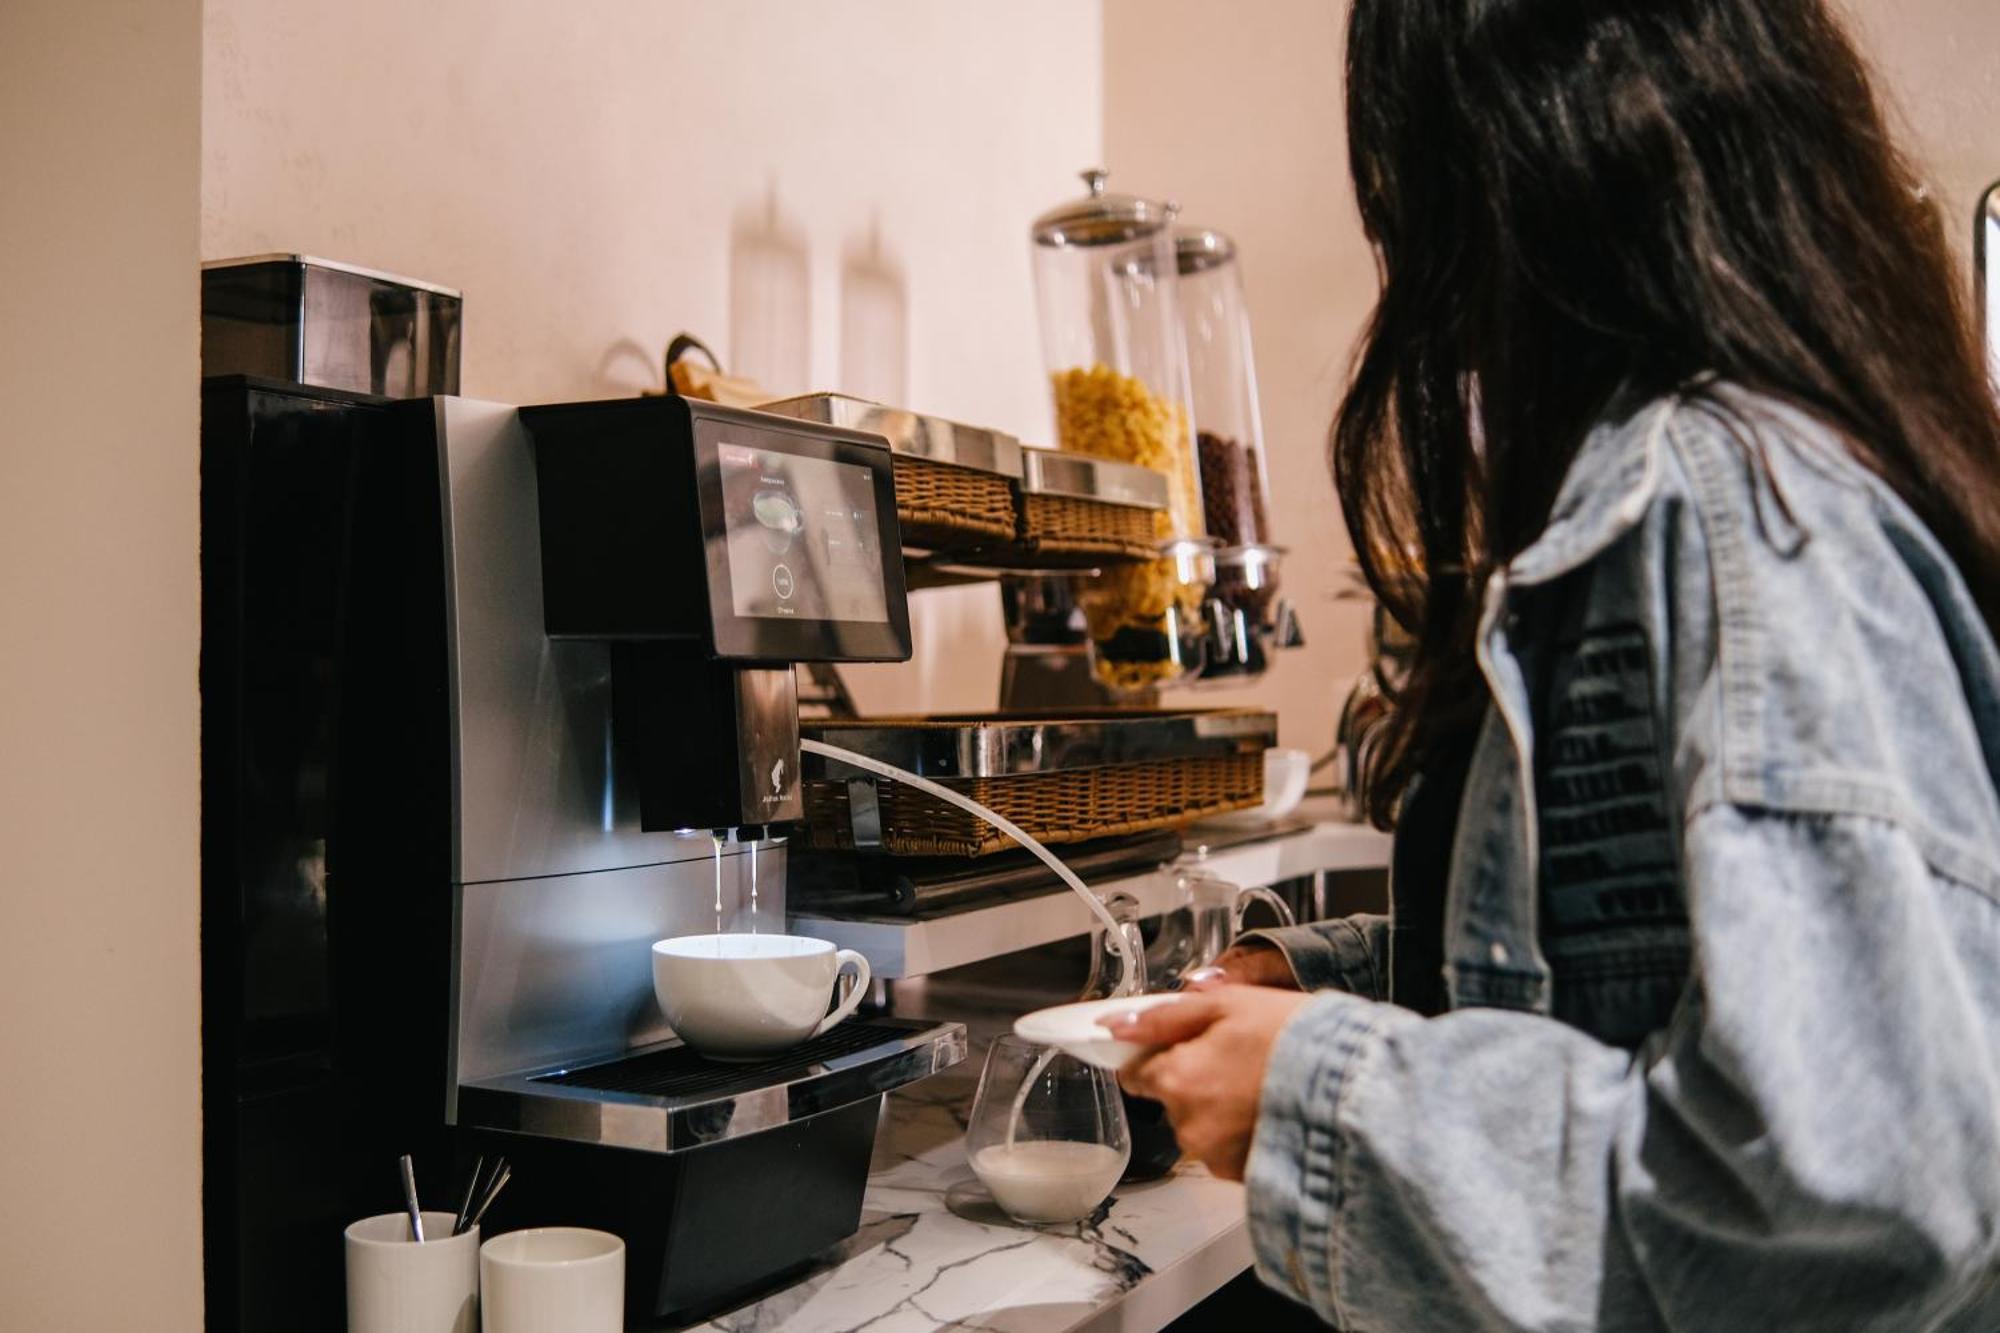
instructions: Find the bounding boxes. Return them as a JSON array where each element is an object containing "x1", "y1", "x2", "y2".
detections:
[
  {"x1": 1175, "y1": 223, "x2": 1288, "y2": 679},
  {"x1": 1031, "y1": 170, "x2": 1211, "y2": 693}
]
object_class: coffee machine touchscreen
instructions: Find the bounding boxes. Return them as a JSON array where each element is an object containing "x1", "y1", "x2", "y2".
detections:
[{"x1": 717, "y1": 442, "x2": 890, "y2": 624}]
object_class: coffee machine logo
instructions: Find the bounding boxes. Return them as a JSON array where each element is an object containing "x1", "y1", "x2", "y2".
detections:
[{"x1": 768, "y1": 757, "x2": 786, "y2": 805}]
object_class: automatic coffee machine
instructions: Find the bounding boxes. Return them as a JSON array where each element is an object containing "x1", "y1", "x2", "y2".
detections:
[{"x1": 202, "y1": 380, "x2": 964, "y2": 1331}]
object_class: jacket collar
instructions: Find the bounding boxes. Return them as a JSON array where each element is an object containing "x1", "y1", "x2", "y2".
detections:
[{"x1": 1503, "y1": 393, "x2": 1681, "y2": 589}]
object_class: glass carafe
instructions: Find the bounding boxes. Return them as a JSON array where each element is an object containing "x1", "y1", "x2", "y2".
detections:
[
  {"x1": 968, "y1": 1035, "x2": 1131, "y2": 1226},
  {"x1": 1031, "y1": 170, "x2": 1212, "y2": 693},
  {"x1": 1150, "y1": 865, "x2": 1297, "y2": 991}
]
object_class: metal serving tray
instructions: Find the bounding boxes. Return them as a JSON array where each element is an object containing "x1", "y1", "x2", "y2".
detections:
[
  {"x1": 801, "y1": 708, "x2": 1277, "y2": 781},
  {"x1": 756, "y1": 393, "x2": 1025, "y2": 478},
  {"x1": 1020, "y1": 446, "x2": 1169, "y2": 511},
  {"x1": 455, "y1": 1017, "x2": 966, "y2": 1154}
]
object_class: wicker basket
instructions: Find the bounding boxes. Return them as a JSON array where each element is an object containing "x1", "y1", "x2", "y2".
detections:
[
  {"x1": 802, "y1": 750, "x2": 1265, "y2": 858},
  {"x1": 894, "y1": 455, "x2": 1018, "y2": 549},
  {"x1": 1015, "y1": 491, "x2": 1160, "y2": 562}
]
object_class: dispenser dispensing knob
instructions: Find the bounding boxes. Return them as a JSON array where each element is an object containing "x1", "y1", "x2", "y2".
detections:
[
  {"x1": 1274, "y1": 599, "x2": 1306, "y2": 650},
  {"x1": 1204, "y1": 598, "x2": 1240, "y2": 667}
]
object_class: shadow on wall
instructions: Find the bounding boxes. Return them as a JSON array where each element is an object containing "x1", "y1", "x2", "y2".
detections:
[
  {"x1": 595, "y1": 337, "x2": 663, "y2": 396},
  {"x1": 730, "y1": 184, "x2": 811, "y2": 397},
  {"x1": 840, "y1": 219, "x2": 908, "y2": 405},
  {"x1": 596, "y1": 193, "x2": 912, "y2": 409}
]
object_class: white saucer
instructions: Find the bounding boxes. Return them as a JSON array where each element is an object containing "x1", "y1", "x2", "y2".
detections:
[{"x1": 1013, "y1": 993, "x2": 1188, "y2": 1070}]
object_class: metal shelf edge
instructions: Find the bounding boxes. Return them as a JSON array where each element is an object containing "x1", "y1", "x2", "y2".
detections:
[{"x1": 792, "y1": 820, "x2": 1392, "y2": 979}]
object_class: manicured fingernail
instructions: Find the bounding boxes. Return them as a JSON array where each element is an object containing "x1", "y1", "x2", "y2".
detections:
[
  {"x1": 1185, "y1": 967, "x2": 1227, "y2": 986},
  {"x1": 1101, "y1": 1012, "x2": 1141, "y2": 1032}
]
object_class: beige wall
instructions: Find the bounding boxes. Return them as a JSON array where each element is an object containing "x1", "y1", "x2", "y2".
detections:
[
  {"x1": 0, "y1": 1, "x2": 205, "y2": 1330},
  {"x1": 1841, "y1": 0, "x2": 2000, "y2": 254},
  {"x1": 202, "y1": 0, "x2": 1106, "y2": 715},
  {"x1": 1104, "y1": 0, "x2": 2000, "y2": 756}
]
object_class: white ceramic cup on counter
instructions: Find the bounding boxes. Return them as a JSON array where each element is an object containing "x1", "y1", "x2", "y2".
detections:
[
  {"x1": 652, "y1": 932, "x2": 871, "y2": 1059},
  {"x1": 479, "y1": 1227, "x2": 624, "y2": 1333},
  {"x1": 344, "y1": 1211, "x2": 478, "y2": 1333}
]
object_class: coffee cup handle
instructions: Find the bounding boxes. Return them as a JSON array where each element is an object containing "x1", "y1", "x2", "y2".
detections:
[{"x1": 814, "y1": 949, "x2": 872, "y2": 1037}]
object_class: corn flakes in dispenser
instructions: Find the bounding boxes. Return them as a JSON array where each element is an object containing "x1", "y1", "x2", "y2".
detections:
[{"x1": 1051, "y1": 365, "x2": 1209, "y2": 690}]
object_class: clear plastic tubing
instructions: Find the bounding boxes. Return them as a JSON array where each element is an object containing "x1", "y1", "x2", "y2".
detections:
[{"x1": 798, "y1": 738, "x2": 1141, "y2": 997}]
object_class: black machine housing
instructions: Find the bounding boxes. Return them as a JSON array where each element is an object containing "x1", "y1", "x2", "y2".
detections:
[
  {"x1": 200, "y1": 378, "x2": 456, "y2": 1332},
  {"x1": 524, "y1": 396, "x2": 912, "y2": 832}
]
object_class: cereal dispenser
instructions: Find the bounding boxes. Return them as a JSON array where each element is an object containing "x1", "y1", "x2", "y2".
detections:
[
  {"x1": 1175, "y1": 223, "x2": 1302, "y2": 679},
  {"x1": 1031, "y1": 170, "x2": 1213, "y2": 693}
]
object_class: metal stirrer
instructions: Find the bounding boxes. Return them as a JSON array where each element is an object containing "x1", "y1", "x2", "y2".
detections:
[
  {"x1": 398, "y1": 1154, "x2": 425, "y2": 1243},
  {"x1": 452, "y1": 1155, "x2": 486, "y2": 1237},
  {"x1": 461, "y1": 1160, "x2": 512, "y2": 1236}
]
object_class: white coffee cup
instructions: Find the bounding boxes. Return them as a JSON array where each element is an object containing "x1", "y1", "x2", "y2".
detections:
[
  {"x1": 479, "y1": 1227, "x2": 624, "y2": 1333},
  {"x1": 652, "y1": 933, "x2": 871, "y2": 1059},
  {"x1": 344, "y1": 1211, "x2": 478, "y2": 1333}
]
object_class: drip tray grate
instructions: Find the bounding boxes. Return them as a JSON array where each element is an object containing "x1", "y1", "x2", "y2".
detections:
[{"x1": 534, "y1": 1020, "x2": 921, "y2": 1101}]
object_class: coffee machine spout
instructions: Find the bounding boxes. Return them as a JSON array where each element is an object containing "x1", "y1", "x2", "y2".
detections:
[{"x1": 610, "y1": 647, "x2": 804, "y2": 834}]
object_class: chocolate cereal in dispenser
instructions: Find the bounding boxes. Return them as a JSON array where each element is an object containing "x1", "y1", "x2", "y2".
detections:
[{"x1": 1173, "y1": 223, "x2": 1293, "y2": 678}]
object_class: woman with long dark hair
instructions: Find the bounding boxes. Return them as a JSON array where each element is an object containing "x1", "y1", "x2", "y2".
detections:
[{"x1": 1109, "y1": 1, "x2": 2000, "y2": 1326}]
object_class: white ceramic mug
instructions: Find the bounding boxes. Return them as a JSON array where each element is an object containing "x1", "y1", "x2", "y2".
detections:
[
  {"x1": 652, "y1": 933, "x2": 871, "y2": 1059},
  {"x1": 344, "y1": 1211, "x2": 478, "y2": 1333},
  {"x1": 479, "y1": 1227, "x2": 624, "y2": 1333}
]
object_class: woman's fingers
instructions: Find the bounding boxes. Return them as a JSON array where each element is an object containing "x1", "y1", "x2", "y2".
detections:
[
  {"x1": 1117, "y1": 1044, "x2": 1250, "y2": 1179},
  {"x1": 1113, "y1": 986, "x2": 1312, "y2": 1181},
  {"x1": 1119, "y1": 1048, "x2": 1165, "y2": 1099},
  {"x1": 1099, "y1": 992, "x2": 1223, "y2": 1046},
  {"x1": 1119, "y1": 1042, "x2": 1202, "y2": 1107}
]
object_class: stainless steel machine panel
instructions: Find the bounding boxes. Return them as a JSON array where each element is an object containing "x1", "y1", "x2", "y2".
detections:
[
  {"x1": 434, "y1": 397, "x2": 702, "y2": 883},
  {"x1": 451, "y1": 845, "x2": 784, "y2": 1093}
]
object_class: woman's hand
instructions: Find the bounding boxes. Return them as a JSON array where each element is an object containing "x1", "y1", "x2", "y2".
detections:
[
  {"x1": 1105, "y1": 985, "x2": 1315, "y2": 1181},
  {"x1": 1182, "y1": 941, "x2": 1301, "y2": 991}
]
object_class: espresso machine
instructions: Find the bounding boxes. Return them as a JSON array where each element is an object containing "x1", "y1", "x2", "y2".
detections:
[{"x1": 202, "y1": 379, "x2": 965, "y2": 1331}]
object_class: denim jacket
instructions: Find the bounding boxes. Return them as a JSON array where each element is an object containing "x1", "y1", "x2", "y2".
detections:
[{"x1": 1246, "y1": 386, "x2": 2000, "y2": 1331}]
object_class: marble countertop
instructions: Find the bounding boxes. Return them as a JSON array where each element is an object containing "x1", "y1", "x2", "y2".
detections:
[{"x1": 691, "y1": 971, "x2": 1256, "y2": 1333}]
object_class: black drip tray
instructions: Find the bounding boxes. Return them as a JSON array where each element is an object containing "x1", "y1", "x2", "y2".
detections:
[{"x1": 537, "y1": 1020, "x2": 910, "y2": 1100}]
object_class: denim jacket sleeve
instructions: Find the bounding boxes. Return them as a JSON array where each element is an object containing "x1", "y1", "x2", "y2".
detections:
[
  {"x1": 1246, "y1": 807, "x2": 2000, "y2": 1332},
  {"x1": 1240, "y1": 917, "x2": 1390, "y2": 999}
]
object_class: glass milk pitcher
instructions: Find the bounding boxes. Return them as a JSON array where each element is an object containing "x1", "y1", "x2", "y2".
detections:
[{"x1": 1148, "y1": 864, "x2": 1295, "y2": 991}]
